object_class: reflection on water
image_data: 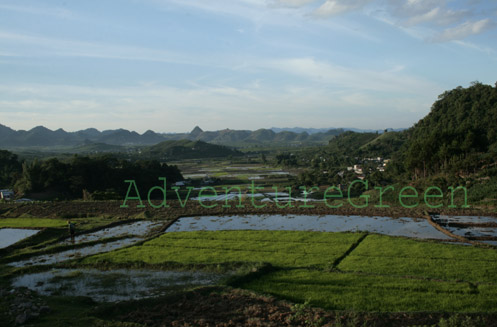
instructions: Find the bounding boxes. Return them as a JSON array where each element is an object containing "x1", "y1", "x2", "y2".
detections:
[
  {"x1": 166, "y1": 214, "x2": 452, "y2": 240},
  {"x1": 9, "y1": 238, "x2": 141, "y2": 267},
  {"x1": 0, "y1": 228, "x2": 40, "y2": 249},
  {"x1": 12, "y1": 268, "x2": 226, "y2": 302},
  {"x1": 9, "y1": 221, "x2": 165, "y2": 268}
]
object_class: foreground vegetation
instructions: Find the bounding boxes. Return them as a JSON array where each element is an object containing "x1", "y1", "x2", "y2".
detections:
[
  {"x1": 81, "y1": 230, "x2": 497, "y2": 313},
  {"x1": 82, "y1": 230, "x2": 364, "y2": 269},
  {"x1": 2, "y1": 213, "x2": 497, "y2": 325}
]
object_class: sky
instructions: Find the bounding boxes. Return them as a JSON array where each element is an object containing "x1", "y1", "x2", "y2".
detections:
[{"x1": 1, "y1": 0, "x2": 496, "y2": 133}]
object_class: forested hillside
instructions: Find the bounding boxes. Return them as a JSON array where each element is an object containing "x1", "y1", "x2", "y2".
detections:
[
  {"x1": 402, "y1": 82, "x2": 497, "y2": 178},
  {"x1": 143, "y1": 140, "x2": 243, "y2": 160}
]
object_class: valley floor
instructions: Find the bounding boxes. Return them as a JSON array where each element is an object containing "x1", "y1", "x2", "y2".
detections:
[{"x1": 1, "y1": 201, "x2": 497, "y2": 326}]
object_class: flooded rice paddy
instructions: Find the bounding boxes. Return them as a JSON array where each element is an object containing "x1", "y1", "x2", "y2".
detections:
[
  {"x1": 9, "y1": 215, "x2": 496, "y2": 269},
  {"x1": 191, "y1": 192, "x2": 323, "y2": 203},
  {"x1": 180, "y1": 164, "x2": 293, "y2": 181},
  {"x1": 432, "y1": 214, "x2": 497, "y2": 246},
  {"x1": 7, "y1": 214, "x2": 496, "y2": 304},
  {"x1": 10, "y1": 220, "x2": 166, "y2": 267},
  {"x1": 12, "y1": 268, "x2": 226, "y2": 302},
  {"x1": 0, "y1": 228, "x2": 40, "y2": 249},
  {"x1": 63, "y1": 220, "x2": 163, "y2": 244},
  {"x1": 166, "y1": 214, "x2": 452, "y2": 240},
  {"x1": 9, "y1": 238, "x2": 142, "y2": 267}
]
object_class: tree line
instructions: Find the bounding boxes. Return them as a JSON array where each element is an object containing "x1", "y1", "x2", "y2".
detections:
[{"x1": 0, "y1": 151, "x2": 182, "y2": 200}]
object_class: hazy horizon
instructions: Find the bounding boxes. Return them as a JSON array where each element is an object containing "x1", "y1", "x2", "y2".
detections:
[{"x1": 1, "y1": 0, "x2": 496, "y2": 133}]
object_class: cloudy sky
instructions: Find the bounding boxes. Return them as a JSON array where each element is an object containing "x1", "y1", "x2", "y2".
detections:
[{"x1": 1, "y1": 0, "x2": 496, "y2": 133}]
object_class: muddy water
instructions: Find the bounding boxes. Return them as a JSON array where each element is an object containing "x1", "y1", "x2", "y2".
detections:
[
  {"x1": 64, "y1": 221, "x2": 163, "y2": 244},
  {"x1": 12, "y1": 268, "x2": 226, "y2": 302},
  {"x1": 0, "y1": 228, "x2": 40, "y2": 249},
  {"x1": 166, "y1": 214, "x2": 452, "y2": 240},
  {"x1": 9, "y1": 238, "x2": 142, "y2": 267}
]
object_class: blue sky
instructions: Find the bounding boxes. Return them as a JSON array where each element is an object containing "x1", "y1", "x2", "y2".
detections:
[{"x1": 1, "y1": 0, "x2": 496, "y2": 133}]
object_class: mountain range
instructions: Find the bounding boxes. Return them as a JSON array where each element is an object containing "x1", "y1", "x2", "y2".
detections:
[{"x1": 0, "y1": 124, "x2": 349, "y2": 148}]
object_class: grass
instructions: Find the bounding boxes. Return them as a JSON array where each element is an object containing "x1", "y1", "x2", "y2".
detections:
[
  {"x1": 0, "y1": 218, "x2": 67, "y2": 228},
  {"x1": 82, "y1": 230, "x2": 364, "y2": 268},
  {"x1": 240, "y1": 269, "x2": 491, "y2": 312},
  {"x1": 81, "y1": 230, "x2": 497, "y2": 313},
  {"x1": 338, "y1": 234, "x2": 497, "y2": 284},
  {"x1": 4, "y1": 216, "x2": 497, "y2": 318}
]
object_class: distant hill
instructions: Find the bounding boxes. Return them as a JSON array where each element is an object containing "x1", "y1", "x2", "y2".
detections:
[
  {"x1": 187, "y1": 127, "x2": 345, "y2": 146},
  {"x1": 68, "y1": 142, "x2": 125, "y2": 154},
  {"x1": 270, "y1": 127, "x2": 405, "y2": 134},
  {"x1": 0, "y1": 124, "x2": 348, "y2": 149},
  {"x1": 143, "y1": 140, "x2": 243, "y2": 160},
  {"x1": 0, "y1": 124, "x2": 165, "y2": 147}
]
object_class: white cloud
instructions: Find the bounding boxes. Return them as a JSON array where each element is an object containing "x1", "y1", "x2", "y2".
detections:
[
  {"x1": 314, "y1": 0, "x2": 371, "y2": 17},
  {"x1": 375, "y1": 0, "x2": 496, "y2": 42},
  {"x1": 386, "y1": 0, "x2": 470, "y2": 26},
  {"x1": 406, "y1": 7, "x2": 440, "y2": 25},
  {"x1": 432, "y1": 18, "x2": 493, "y2": 42},
  {"x1": 0, "y1": 31, "x2": 210, "y2": 66},
  {"x1": 262, "y1": 57, "x2": 441, "y2": 95},
  {"x1": 452, "y1": 40, "x2": 497, "y2": 55}
]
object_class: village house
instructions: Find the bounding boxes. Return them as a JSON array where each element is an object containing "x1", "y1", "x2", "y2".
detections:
[{"x1": 0, "y1": 189, "x2": 14, "y2": 201}]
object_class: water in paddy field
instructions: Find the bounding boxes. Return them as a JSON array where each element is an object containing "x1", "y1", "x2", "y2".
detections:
[
  {"x1": 9, "y1": 238, "x2": 142, "y2": 268},
  {"x1": 9, "y1": 220, "x2": 166, "y2": 268},
  {"x1": 63, "y1": 220, "x2": 163, "y2": 244},
  {"x1": 0, "y1": 228, "x2": 40, "y2": 249},
  {"x1": 12, "y1": 268, "x2": 227, "y2": 302},
  {"x1": 432, "y1": 214, "x2": 497, "y2": 246},
  {"x1": 191, "y1": 192, "x2": 323, "y2": 203},
  {"x1": 165, "y1": 214, "x2": 452, "y2": 240},
  {"x1": 436, "y1": 215, "x2": 497, "y2": 224}
]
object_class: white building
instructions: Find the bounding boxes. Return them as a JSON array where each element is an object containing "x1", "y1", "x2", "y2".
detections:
[{"x1": 353, "y1": 165, "x2": 363, "y2": 174}]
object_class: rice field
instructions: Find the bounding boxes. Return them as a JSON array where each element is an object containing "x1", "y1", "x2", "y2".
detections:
[
  {"x1": 83, "y1": 230, "x2": 364, "y2": 268},
  {"x1": 82, "y1": 230, "x2": 497, "y2": 312},
  {"x1": 0, "y1": 218, "x2": 67, "y2": 228},
  {"x1": 337, "y1": 234, "x2": 497, "y2": 283}
]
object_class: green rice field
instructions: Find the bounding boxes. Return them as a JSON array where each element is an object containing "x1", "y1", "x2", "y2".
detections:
[{"x1": 82, "y1": 230, "x2": 497, "y2": 312}]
